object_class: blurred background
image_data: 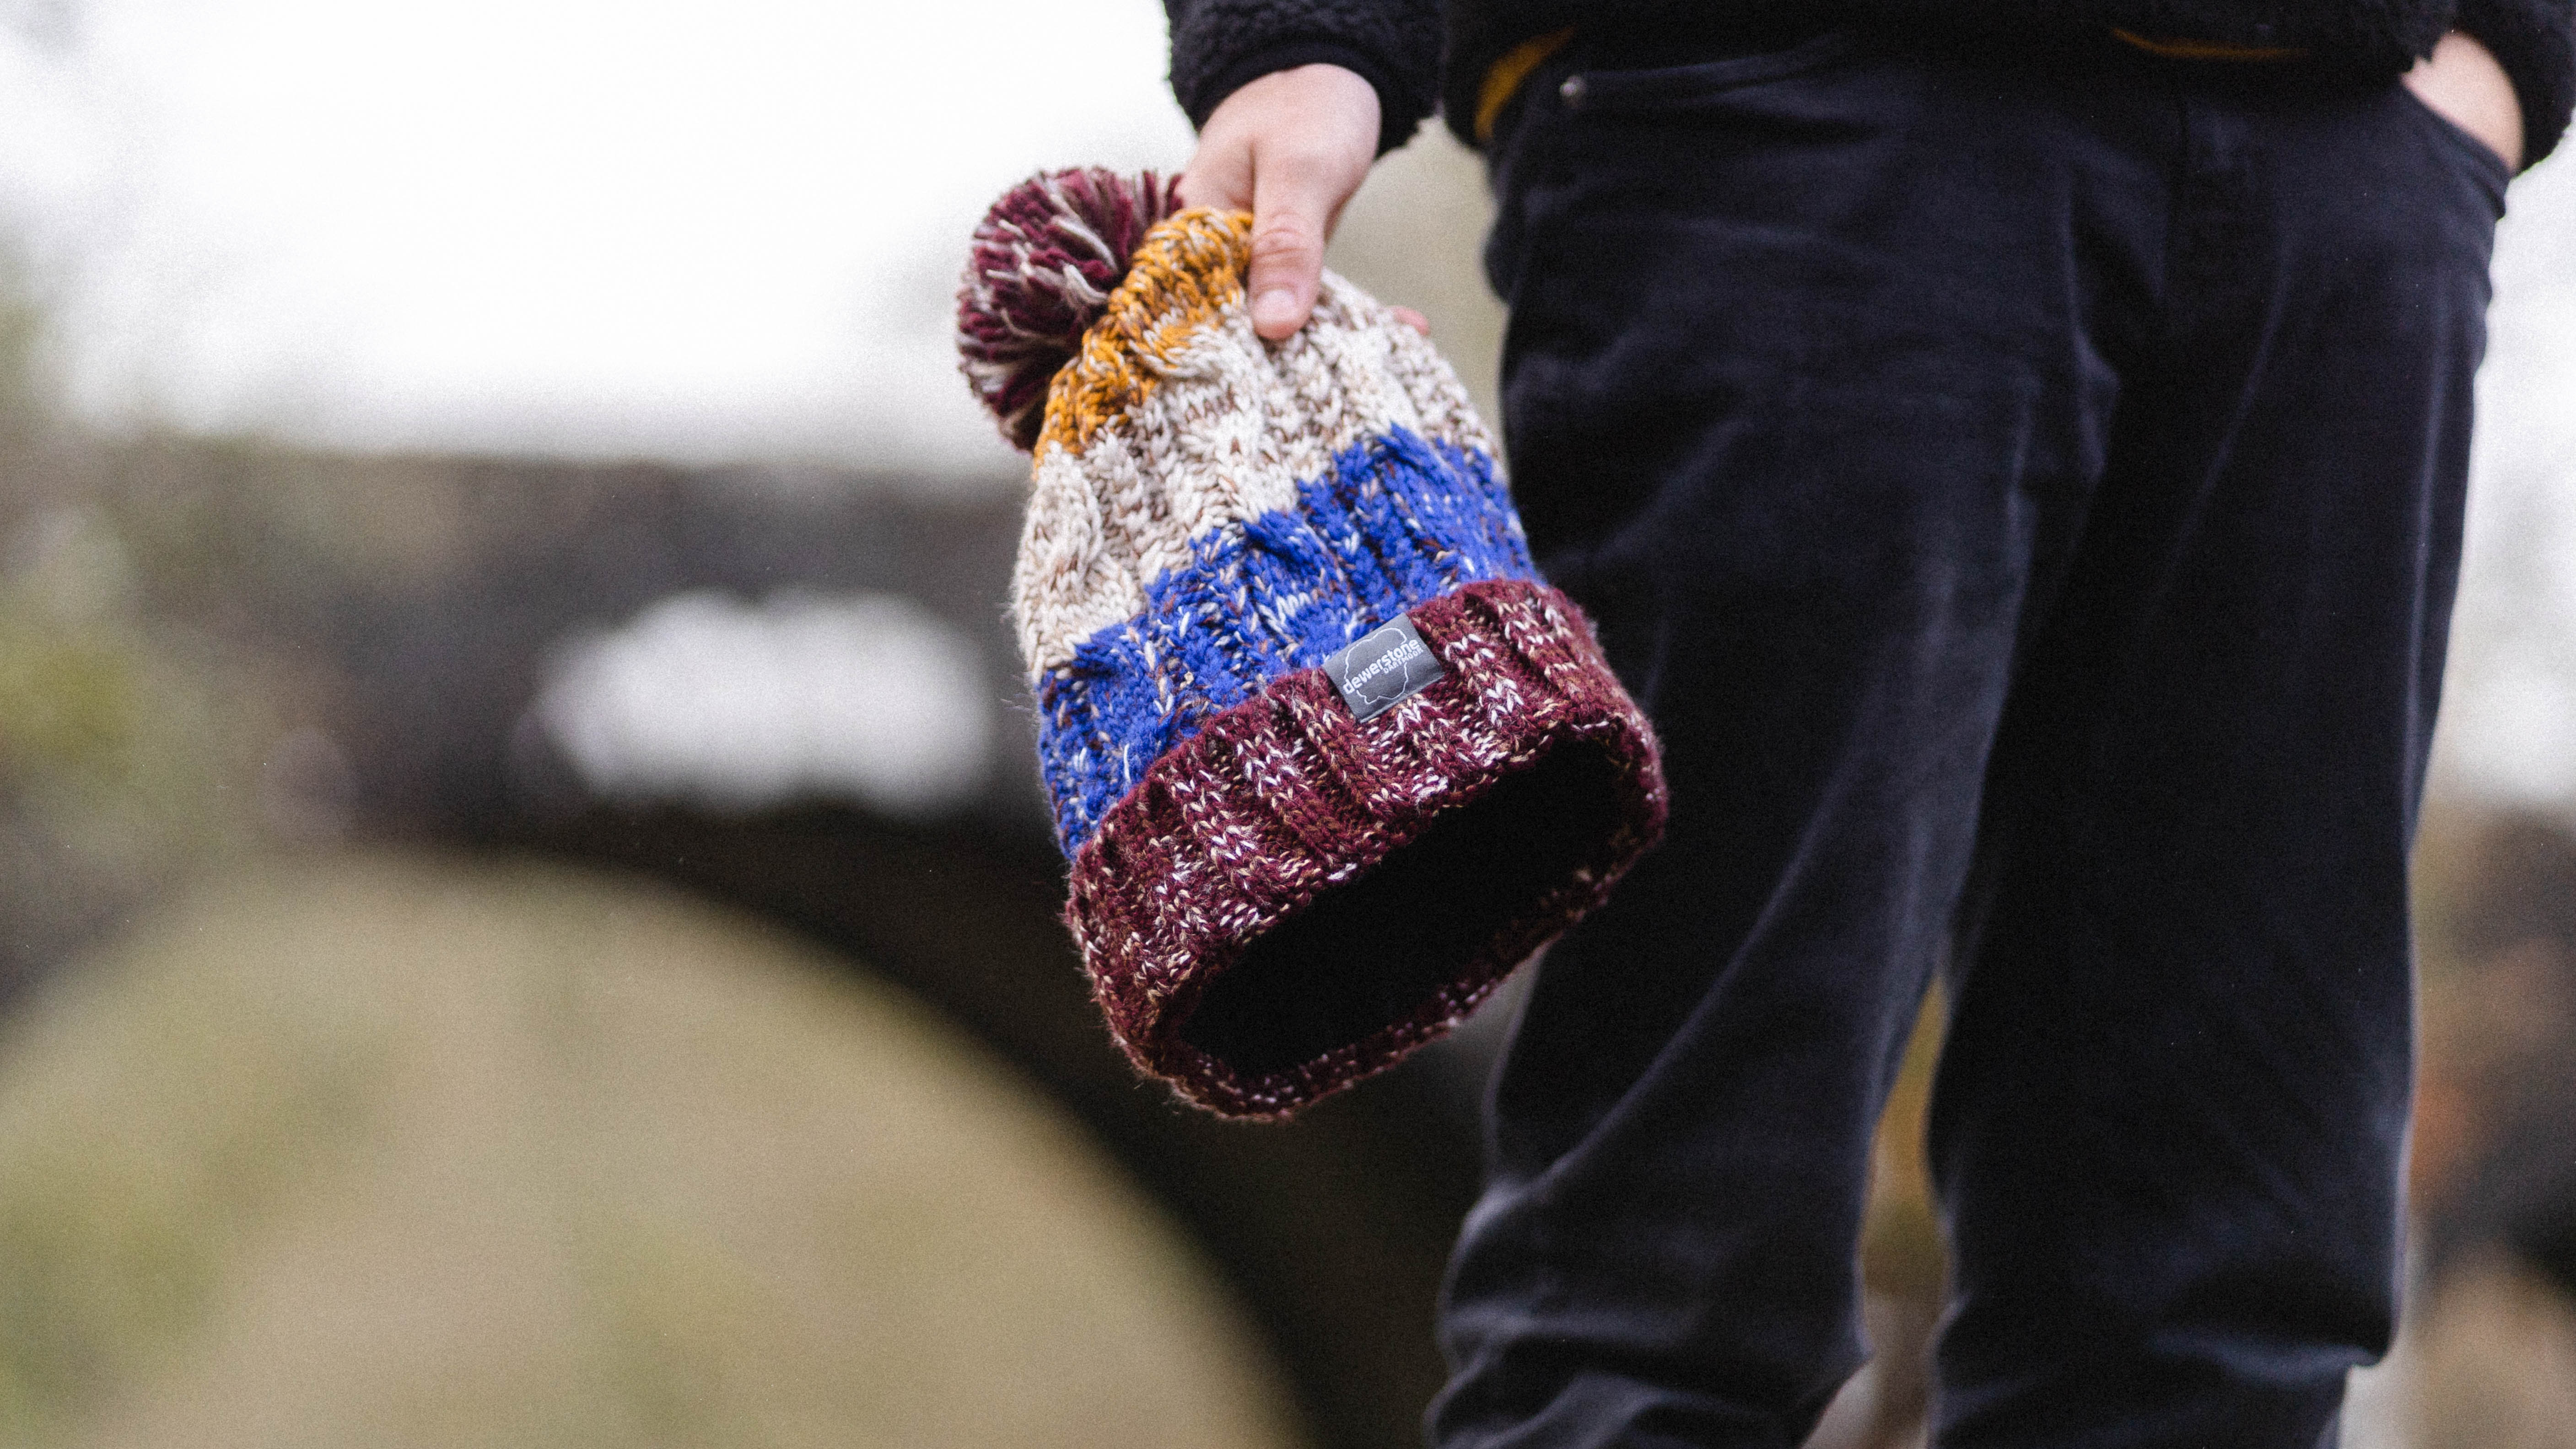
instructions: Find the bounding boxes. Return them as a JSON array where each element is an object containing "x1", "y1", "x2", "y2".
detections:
[{"x1": 0, "y1": 2, "x2": 2569, "y2": 1445}]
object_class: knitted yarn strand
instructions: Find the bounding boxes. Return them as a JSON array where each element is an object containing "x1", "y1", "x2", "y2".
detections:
[{"x1": 956, "y1": 168, "x2": 1183, "y2": 452}]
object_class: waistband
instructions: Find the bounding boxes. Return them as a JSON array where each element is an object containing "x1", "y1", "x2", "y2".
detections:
[
  {"x1": 2108, "y1": 27, "x2": 2309, "y2": 60},
  {"x1": 1474, "y1": 19, "x2": 2314, "y2": 142}
]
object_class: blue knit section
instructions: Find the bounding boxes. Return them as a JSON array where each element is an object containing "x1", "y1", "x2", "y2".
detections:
[{"x1": 1037, "y1": 425, "x2": 1536, "y2": 854}]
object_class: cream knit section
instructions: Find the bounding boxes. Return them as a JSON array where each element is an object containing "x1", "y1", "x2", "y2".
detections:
[{"x1": 1011, "y1": 269, "x2": 1503, "y2": 679}]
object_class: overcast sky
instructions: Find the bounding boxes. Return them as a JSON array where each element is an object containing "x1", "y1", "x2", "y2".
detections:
[{"x1": 0, "y1": 0, "x2": 1196, "y2": 475}]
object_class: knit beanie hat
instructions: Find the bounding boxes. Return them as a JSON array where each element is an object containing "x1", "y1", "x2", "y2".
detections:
[{"x1": 957, "y1": 168, "x2": 1666, "y2": 1118}]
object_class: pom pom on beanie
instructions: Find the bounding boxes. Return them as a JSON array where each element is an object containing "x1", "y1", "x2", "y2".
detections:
[{"x1": 956, "y1": 168, "x2": 1183, "y2": 452}]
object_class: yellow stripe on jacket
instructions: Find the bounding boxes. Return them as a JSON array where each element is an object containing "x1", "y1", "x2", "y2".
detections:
[{"x1": 1475, "y1": 28, "x2": 1576, "y2": 143}]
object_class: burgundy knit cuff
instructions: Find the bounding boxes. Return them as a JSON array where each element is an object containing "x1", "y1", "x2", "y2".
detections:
[{"x1": 1063, "y1": 578, "x2": 1669, "y2": 1118}]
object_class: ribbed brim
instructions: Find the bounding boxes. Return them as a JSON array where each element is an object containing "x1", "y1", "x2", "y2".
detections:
[{"x1": 1063, "y1": 578, "x2": 1667, "y2": 1118}]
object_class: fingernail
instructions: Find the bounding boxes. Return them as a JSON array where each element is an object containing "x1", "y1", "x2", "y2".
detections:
[{"x1": 1253, "y1": 287, "x2": 1299, "y2": 333}]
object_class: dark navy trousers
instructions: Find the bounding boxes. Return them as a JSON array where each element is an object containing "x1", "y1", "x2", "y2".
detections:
[{"x1": 1434, "y1": 24, "x2": 2505, "y2": 1449}]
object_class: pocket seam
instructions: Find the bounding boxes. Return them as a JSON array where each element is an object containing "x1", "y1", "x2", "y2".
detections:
[{"x1": 1565, "y1": 26, "x2": 1867, "y2": 113}]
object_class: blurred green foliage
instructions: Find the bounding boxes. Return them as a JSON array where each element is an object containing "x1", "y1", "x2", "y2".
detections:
[
  {"x1": 0, "y1": 599, "x2": 139, "y2": 783},
  {"x1": 0, "y1": 500, "x2": 280, "y2": 982}
]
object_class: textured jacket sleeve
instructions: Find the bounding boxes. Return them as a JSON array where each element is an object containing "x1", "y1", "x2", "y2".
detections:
[
  {"x1": 1164, "y1": 0, "x2": 1444, "y2": 155},
  {"x1": 2453, "y1": 0, "x2": 2576, "y2": 166}
]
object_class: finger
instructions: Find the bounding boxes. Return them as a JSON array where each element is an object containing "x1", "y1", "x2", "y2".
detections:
[
  {"x1": 1248, "y1": 151, "x2": 1331, "y2": 340},
  {"x1": 1390, "y1": 306, "x2": 1432, "y2": 338},
  {"x1": 1175, "y1": 137, "x2": 1253, "y2": 214}
]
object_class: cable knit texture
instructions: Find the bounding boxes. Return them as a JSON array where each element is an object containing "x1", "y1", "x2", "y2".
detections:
[
  {"x1": 959, "y1": 183, "x2": 1668, "y2": 1118},
  {"x1": 1165, "y1": 0, "x2": 2571, "y2": 165}
]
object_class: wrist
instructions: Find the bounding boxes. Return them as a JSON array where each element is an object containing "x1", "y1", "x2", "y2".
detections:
[
  {"x1": 1191, "y1": 46, "x2": 1417, "y2": 156},
  {"x1": 2447, "y1": 0, "x2": 2576, "y2": 168},
  {"x1": 2404, "y1": 29, "x2": 2528, "y2": 171}
]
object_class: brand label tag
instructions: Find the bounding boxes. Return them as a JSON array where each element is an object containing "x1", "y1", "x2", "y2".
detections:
[{"x1": 1324, "y1": 614, "x2": 1444, "y2": 722}]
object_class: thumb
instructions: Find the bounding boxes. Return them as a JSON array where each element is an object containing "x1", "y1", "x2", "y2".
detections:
[{"x1": 1248, "y1": 158, "x2": 1331, "y2": 341}]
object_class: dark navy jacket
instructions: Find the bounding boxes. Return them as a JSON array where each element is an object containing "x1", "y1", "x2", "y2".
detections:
[{"x1": 1164, "y1": 0, "x2": 2575, "y2": 164}]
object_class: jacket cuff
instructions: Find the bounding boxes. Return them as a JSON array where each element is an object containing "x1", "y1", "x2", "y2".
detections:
[
  {"x1": 1183, "y1": 39, "x2": 1430, "y2": 155},
  {"x1": 2453, "y1": 0, "x2": 2576, "y2": 167}
]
